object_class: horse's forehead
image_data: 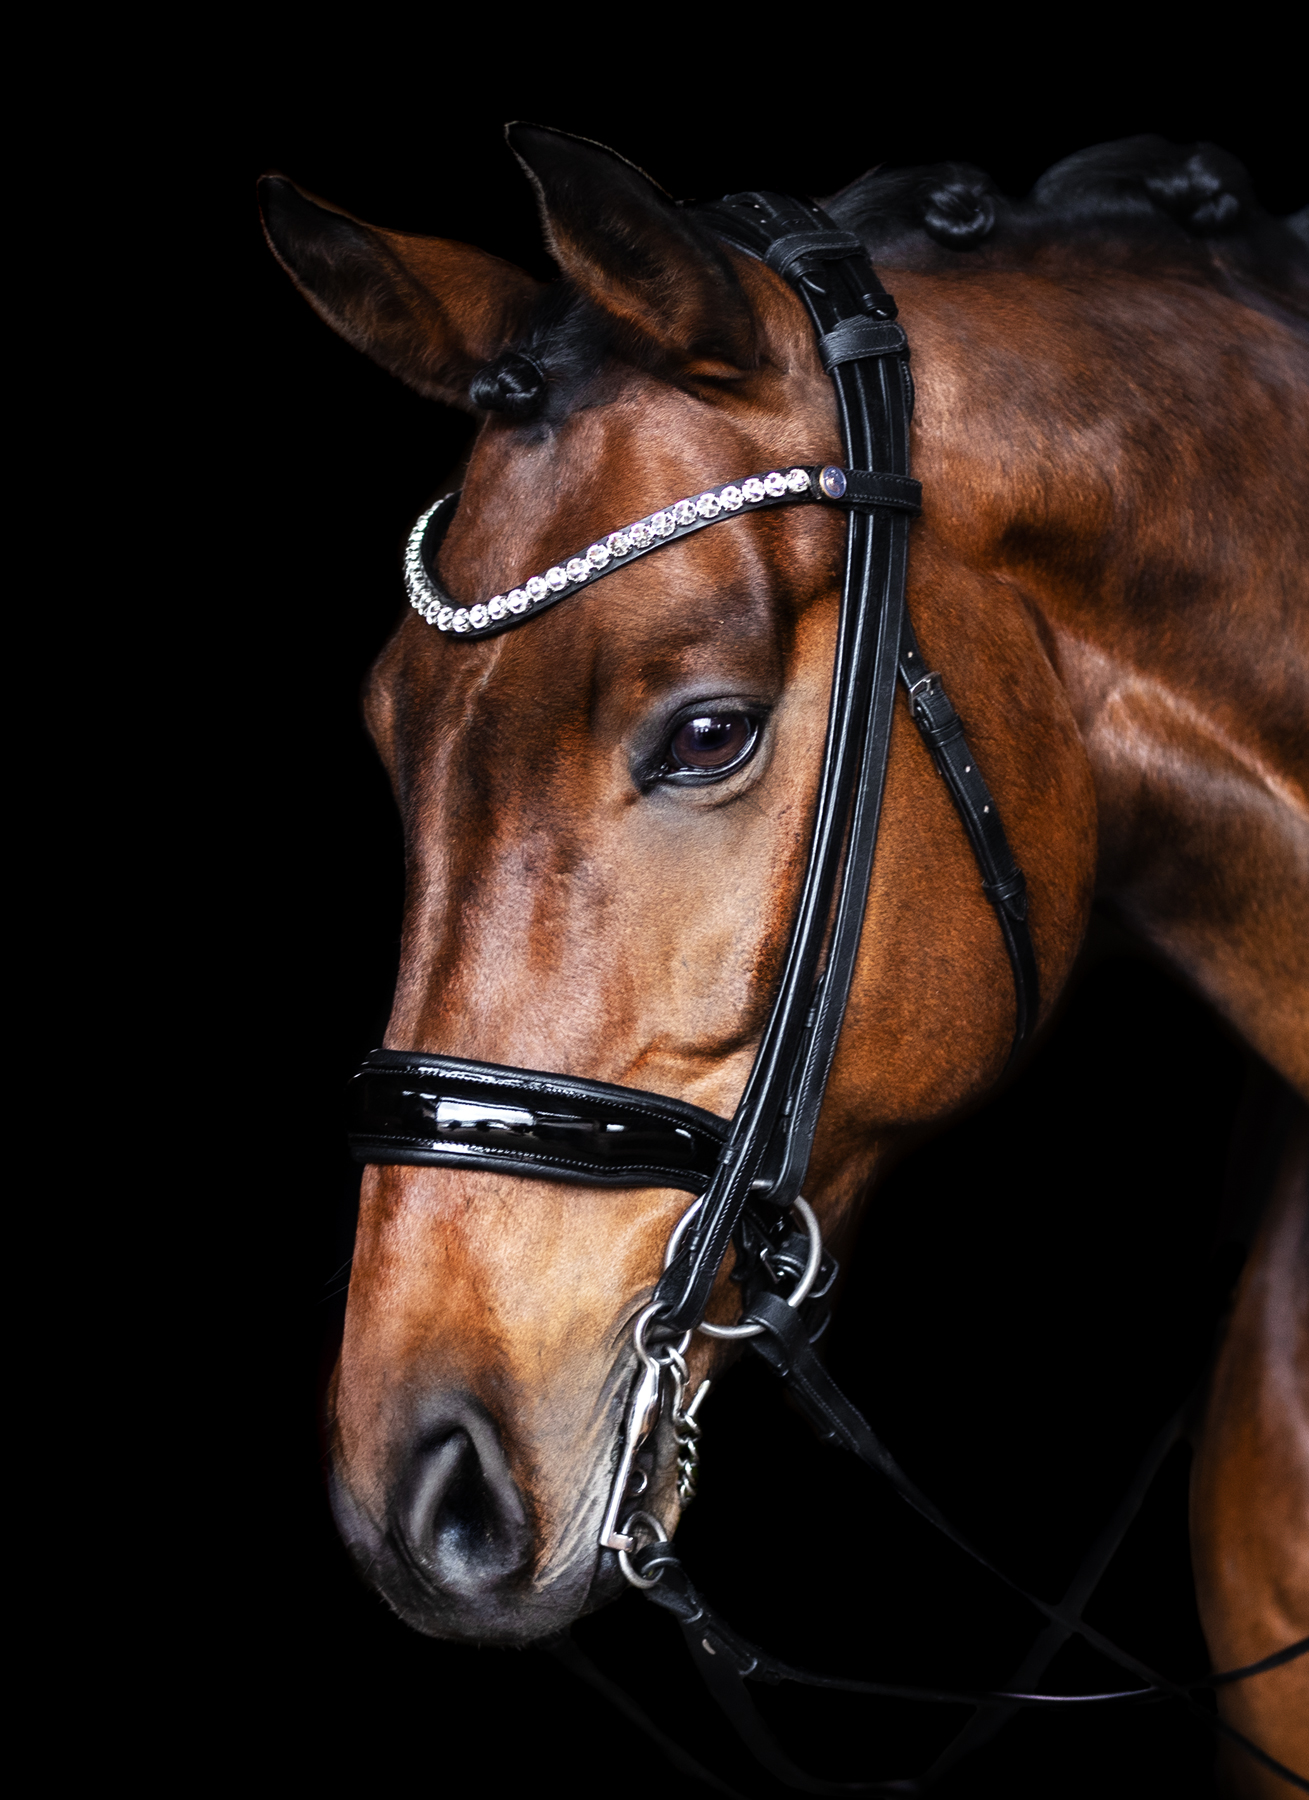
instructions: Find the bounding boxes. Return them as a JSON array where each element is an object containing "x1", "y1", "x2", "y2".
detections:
[
  {"x1": 447, "y1": 391, "x2": 769, "y2": 593},
  {"x1": 441, "y1": 329, "x2": 833, "y2": 597}
]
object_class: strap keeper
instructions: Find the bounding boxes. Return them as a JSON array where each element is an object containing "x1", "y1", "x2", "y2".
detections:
[
  {"x1": 764, "y1": 229, "x2": 866, "y2": 283},
  {"x1": 813, "y1": 466, "x2": 922, "y2": 513},
  {"x1": 983, "y1": 868, "x2": 1029, "y2": 919},
  {"x1": 818, "y1": 318, "x2": 909, "y2": 372},
  {"x1": 909, "y1": 677, "x2": 966, "y2": 748}
]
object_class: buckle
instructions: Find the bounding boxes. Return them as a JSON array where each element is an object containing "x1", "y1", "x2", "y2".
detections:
[{"x1": 908, "y1": 670, "x2": 943, "y2": 709}]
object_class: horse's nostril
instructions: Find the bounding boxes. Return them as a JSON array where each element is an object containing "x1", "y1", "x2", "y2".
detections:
[
  {"x1": 433, "y1": 1432, "x2": 494, "y2": 1553},
  {"x1": 390, "y1": 1402, "x2": 531, "y2": 1598}
]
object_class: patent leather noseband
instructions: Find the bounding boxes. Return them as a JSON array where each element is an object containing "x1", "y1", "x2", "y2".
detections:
[{"x1": 351, "y1": 1049, "x2": 726, "y2": 1191}]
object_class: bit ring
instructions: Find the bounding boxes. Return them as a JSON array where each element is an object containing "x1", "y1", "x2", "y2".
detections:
[
  {"x1": 617, "y1": 1509, "x2": 669, "y2": 1589},
  {"x1": 663, "y1": 1195, "x2": 824, "y2": 1340}
]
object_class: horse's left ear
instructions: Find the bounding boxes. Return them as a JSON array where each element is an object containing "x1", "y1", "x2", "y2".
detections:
[
  {"x1": 259, "y1": 175, "x2": 543, "y2": 409},
  {"x1": 507, "y1": 124, "x2": 758, "y2": 375}
]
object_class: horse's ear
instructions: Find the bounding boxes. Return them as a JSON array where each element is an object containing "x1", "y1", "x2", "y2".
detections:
[
  {"x1": 507, "y1": 124, "x2": 758, "y2": 375},
  {"x1": 259, "y1": 176, "x2": 543, "y2": 410}
]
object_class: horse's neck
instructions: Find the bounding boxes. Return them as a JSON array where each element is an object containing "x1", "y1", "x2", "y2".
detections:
[{"x1": 926, "y1": 266, "x2": 1309, "y2": 1094}]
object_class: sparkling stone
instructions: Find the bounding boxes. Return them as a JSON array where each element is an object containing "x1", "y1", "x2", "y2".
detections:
[
  {"x1": 654, "y1": 510, "x2": 676, "y2": 537},
  {"x1": 696, "y1": 491, "x2": 721, "y2": 518},
  {"x1": 787, "y1": 467, "x2": 811, "y2": 492},
  {"x1": 820, "y1": 465, "x2": 847, "y2": 499},
  {"x1": 566, "y1": 557, "x2": 589, "y2": 582},
  {"x1": 469, "y1": 604, "x2": 489, "y2": 628},
  {"x1": 507, "y1": 589, "x2": 530, "y2": 614},
  {"x1": 488, "y1": 595, "x2": 507, "y2": 620},
  {"x1": 741, "y1": 477, "x2": 766, "y2": 504},
  {"x1": 423, "y1": 600, "x2": 442, "y2": 624},
  {"x1": 607, "y1": 530, "x2": 631, "y2": 557},
  {"x1": 436, "y1": 607, "x2": 455, "y2": 630},
  {"x1": 546, "y1": 565, "x2": 568, "y2": 592},
  {"x1": 674, "y1": 499, "x2": 697, "y2": 526},
  {"x1": 764, "y1": 471, "x2": 787, "y2": 497},
  {"x1": 718, "y1": 485, "x2": 743, "y2": 511},
  {"x1": 628, "y1": 520, "x2": 652, "y2": 548},
  {"x1": 527, "y1": 575, "x2": 549, "y2": 601},
  {"x1": 588, "y1": 542, "x2": 611, "y2": 568},
  {"x1": 452, "y1": 609, "x2": 471, "y2": 632}
]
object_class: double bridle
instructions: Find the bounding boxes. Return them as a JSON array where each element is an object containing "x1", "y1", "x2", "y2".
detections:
[{"x1": 347, "y1": 193, "x2": 1307, "y2": 1794}]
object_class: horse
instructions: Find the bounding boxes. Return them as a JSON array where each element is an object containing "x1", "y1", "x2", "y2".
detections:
[{"x1": 260, "y1": 127, "x2": 1308, "y2": 1793}]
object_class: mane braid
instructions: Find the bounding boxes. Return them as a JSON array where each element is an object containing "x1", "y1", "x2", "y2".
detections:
[{"x1": 824, "y1": 136, "x2": 1308, "y2": 304}]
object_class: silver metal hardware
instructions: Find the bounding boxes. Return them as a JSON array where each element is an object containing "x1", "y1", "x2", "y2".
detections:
[
  {"x1": 908, "y1": 670, "x2": 942, "y2": 700},
  {"x1": 617, "y1": 1509, "x2": 669, "y2": 1589},
  {"x1": 598, "y1": 1106, "x2": 826, "y2": 1556},
  {"x1": 599, "y1": 1303, "x2": 694, "y2": 1553},
  {"x1": 715, "y1": 1198, "x2": 822, "y2": 1340},
  {"x1": 598, "y1": 1356, "x2": 665, "y2": 1552},
  {"x1": 632, "y1": 1304, "x2": 692, "y2": 1364},
  {"x1": 674, "y1": 1377, "x2": 711, "y2": 1504},
  {"x1": 661, "y1": 1194, "x2": 824, "y2": 1340},
  {"x1": 819, "y1": 464, "x2": 847, "y2": 499}
]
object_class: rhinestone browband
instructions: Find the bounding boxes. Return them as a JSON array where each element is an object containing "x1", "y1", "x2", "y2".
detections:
[{"x1": 404, "y1": 463, "x2": 858, "y2": 641}]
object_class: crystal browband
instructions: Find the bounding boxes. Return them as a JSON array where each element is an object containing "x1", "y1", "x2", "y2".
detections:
[{"x1": 403, "y1": 462, "x2": 922, "y2": 642}]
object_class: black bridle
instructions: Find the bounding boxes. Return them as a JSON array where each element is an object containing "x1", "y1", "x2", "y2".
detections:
[{"x1": 347, "y1": 192, "x2": 1307, "y2": 1794}]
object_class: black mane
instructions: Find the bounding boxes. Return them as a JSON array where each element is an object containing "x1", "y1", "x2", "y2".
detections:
[{"x1": 823, "y1": 136, "x2": 1307, "y2": 311}]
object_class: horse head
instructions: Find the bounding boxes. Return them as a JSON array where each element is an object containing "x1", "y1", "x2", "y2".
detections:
[{"x1": 261, "y1": 126, "x2": 1097, "y2": 1643}]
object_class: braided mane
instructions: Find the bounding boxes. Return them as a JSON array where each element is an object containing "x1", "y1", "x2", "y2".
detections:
[{"x1": 824, "y1": 136, "x2": 1307, "y2": 312}]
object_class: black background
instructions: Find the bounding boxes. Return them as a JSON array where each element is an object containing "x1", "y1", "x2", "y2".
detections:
[{"x1": 231, "y1": 44, "x2": 1303, "y2": 1799}]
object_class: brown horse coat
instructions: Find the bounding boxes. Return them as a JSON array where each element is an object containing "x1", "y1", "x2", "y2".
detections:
[{"x1": 262, "y1": 128, "x2": 1308, "y2": 1787}]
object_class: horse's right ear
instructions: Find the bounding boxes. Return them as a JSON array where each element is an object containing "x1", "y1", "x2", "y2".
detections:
[
  {"x1": 259, "y1": 176, "x2": 543, "y2": 410},
  {"x1": 506, "y1": 125, "x2": 758, "y2": 375}
]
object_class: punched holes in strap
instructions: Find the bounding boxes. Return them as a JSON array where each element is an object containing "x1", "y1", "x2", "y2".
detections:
[
  {"x1": 900, "y1": 650, "x2": 1040, "y2": 1050},
  {"x1": 907, "y1": 674, "x2": 1026, "y2": 916}
]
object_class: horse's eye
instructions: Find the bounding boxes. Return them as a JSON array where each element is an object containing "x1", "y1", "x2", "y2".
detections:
[{"x1": 664, "y1": 712, "x2": 759, "y2": 778}]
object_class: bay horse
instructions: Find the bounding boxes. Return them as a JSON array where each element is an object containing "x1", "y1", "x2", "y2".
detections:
[{"x1": 261, "y1": 128, "x2": 1308, "y2": 1792}]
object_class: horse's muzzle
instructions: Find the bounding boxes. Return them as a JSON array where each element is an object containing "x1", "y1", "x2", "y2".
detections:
[{"x1": 329, "y1": 1391, "x2": 615, "y2": 1642}]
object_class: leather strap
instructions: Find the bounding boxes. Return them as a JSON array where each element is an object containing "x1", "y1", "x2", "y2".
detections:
[
  {"x1": 348, "y1": 1049, "x2": 726, "y2": 1190},
  {"x1": 627, "y1": 1311, "x2": 1309, "y2": 1794},
  {"x1": 652, "y1": 194, "x2": 916, "y2": 1333},
  {"x1": 678, "y1": 1293, "x2": 1309, "y2": 1792},
  {"x1": 898, "y1": 620, "x2": 1039, "y2": 1055},
  {"x1": 834, "y1": 470, "x2": 922, "y2": 510}
]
